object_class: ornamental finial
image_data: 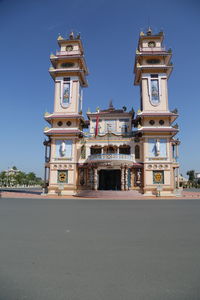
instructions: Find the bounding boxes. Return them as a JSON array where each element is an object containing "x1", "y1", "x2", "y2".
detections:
[
  {"x1": 69, "y1": 31, "x2": 74, "y2": 40},
  {"x1": 147, "y1": 26, "x2": 152, "y2": 36}
]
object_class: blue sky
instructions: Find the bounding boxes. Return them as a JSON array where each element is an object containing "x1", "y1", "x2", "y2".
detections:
[{"x1": 0, "y1": 0, "x2": 199, "y2": 177}]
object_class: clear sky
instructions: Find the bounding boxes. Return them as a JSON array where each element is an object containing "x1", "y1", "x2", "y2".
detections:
[{"x1": 0, "y1": 0, "x2": 199, "y2": 177}]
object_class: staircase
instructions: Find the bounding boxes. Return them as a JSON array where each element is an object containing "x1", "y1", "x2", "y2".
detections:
[{"x1": 75, "y1": 190, "x2": 143, "y2": 199}]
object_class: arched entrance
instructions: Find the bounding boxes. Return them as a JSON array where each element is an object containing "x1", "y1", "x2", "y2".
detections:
[{"x1": 98, "y1": 169, "x2": 121, "y2": 190}]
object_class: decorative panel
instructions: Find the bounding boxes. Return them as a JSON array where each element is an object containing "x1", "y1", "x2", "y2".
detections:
[
  {"x1": 153, "y1": 171, "x2": 164, "y2": 184},
  {"x1": 56, "y1": 140, "x2": 72, "y2": 158}
]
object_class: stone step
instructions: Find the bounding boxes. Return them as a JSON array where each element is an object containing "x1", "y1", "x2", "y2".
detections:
[{"x1": 76, "y1": 190, "x2": 143, "y2": 199}]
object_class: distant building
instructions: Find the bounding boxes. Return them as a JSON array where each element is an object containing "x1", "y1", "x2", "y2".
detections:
[
  {"x1": 5, "y1": 167, "x2": 20, "y2": 176},
  {"x1": 43, "y1": 28, "x2": 180, "y2": 196},
  {"x1": 2, "y1": 167, "x2": 20, "y2": 187}
]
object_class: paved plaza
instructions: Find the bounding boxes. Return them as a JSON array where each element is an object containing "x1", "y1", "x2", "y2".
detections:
[{"x1": 0, "y1": 198, "x2": 200, "y2": 300}]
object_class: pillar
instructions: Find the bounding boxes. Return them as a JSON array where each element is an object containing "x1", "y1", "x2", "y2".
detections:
[
  {"x1": 94, "y1": 168, "x2": 98, "y2": 190},
  {"x1": 125, "y1": 167, "x2": 128, "y2": 190},
  {"x1": 89, "y1": 168, "x2": 94, "y2": 189},
  {"x1": 121, "y1": 165, "x2": 125, "y2": 190},
  {"x1": 177, "y1": 167, "x2": 180, "y2": 189}
]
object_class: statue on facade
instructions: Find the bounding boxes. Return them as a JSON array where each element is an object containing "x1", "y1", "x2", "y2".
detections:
[
  {"x1": 60, "y1": 141, "x2": 66, "y2": 157},
  {"x1": 155, "y1": 139, "x2": 160, "y2": 156}
]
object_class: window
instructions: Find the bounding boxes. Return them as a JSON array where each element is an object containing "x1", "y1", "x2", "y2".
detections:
[
  {"x1": 151, "y1": 74, "x2": 158, "y2": 78},
  {"x1": 57, "y1": 121, "x2": 63, "y2": 127},
  {"x1": 151, "y1": 78, "x2": 159, "y2": 104},
  {"x1": 135, "y1": 145, "x2": 140, "y2": 159},
  {"x1": 66, "y1": 121, "x2": 71, "y2": 126},
  {"x1": 91, "y1": 147, "x2": 101, "y2": 155},
  {"x1": 146, "y1": 59, "x2": 160, "y2": 64},
  {"x1": 119, "y1": 146, "x2": 130, "y2": 154},
  {"x1": 159, "y1": 120, "x2": 165, "y2": 125},
  {"x1": 148, "y1": 74, "x2": 160, "y2": 106},
  {"x1": 66, "y1": 45, "x2": 73, "y2": 52},
  {"x1": 61, "y1": 62, "x2": 74, "y2": 68},
  {"x1": 148, "y1": 41, "x2": 156, "y2": 48},
  {"x1": 149, "y1": 120, "x2": 155, "y2": 125},
  {"x1": 61, "y1": 78, "x2": 71, "y2": 108}
]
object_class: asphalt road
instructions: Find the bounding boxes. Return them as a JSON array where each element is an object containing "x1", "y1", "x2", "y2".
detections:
[{"x1": 0, "y1": 198, "x2": 199, "y2": 300}]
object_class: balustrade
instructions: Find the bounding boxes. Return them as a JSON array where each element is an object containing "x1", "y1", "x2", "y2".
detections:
[{"x1": 88, "y1": 153, "x2": 134, "y2": 162}]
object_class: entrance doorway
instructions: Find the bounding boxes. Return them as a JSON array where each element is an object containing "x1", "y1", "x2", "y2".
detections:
[{"x1": 98, "y1": 170, "x2": 121, "y2": 190}]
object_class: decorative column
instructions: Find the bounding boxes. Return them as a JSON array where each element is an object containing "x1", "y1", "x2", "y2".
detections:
[
  {"x1": 43, "y1": 139, "x2": 51, "y2": 193},
  {"x1": 176, "y1": 144, "x2": 179, "y2": 160},
  {"x1": 121, "y1": 165, "x2": 125, "y2": 190},
  {"x1": 125, "y1": 167, "x2": 128, "y2": 190},
  {"x1": 131, "y1": 169, "x2": 136, "y2": 189},
  {"x1": 176, "y1": 167, "x2": 180, "y2": 189},
  {"x1": 94, "y1": 168, "x2": 98, "y2": 190},
  {"x1": 89, "y1": 168, "x2": 94, "y2": 189}
]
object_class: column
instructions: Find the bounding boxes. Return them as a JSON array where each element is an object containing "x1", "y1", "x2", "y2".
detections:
[
  {"x1": 125, "y1": 167, "x2": 128, "y2": 190},
  {"x1": 176, "y1": 144, "x2": 179, "y2": 159},
  {"x1": 94, "y1": 168, "x2": 98, "y2": 190},
  {"x1": 177, "y1": 167, "x2": 180, "y2": 189},
  {"x1": 43, "y1": 140, "x2": 49, "y2": 193},
  {"x1": 89, "y1": 168, "x2": 94, "y2": 189},
  {"x1": 121, "y1": 165, "x2": 125, "y2": 190}
]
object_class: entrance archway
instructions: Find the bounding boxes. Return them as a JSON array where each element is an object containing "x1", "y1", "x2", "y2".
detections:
[{"x1": 98, "y1": 169, "x2": 121, "y2": 190}]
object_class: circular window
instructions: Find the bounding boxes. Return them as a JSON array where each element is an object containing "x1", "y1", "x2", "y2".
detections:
[
  {"x1": 66, "y1": 45, "x2": 73, "y2": 51},
  {"x1": 148, "y1": 41, "x2": 156, "y2": 48},
  {"x1": 159, "y1": 120, "x2": 165, "y2": 125},
  {"x1": 61, "y1": 62, "x2": 74, "y2": 68},
  {"x1": 57, "y1": 121, "x2": 63, "y2": 126},
  {"x1": 66, "y1": 121, "x2": 71, "y2": 127},
  {"x1": 146, "y1": 59, "x2": 160, "y2": 64},
  {"x1": 149, "y1": 120, "x2": 155, "y2": 125}
]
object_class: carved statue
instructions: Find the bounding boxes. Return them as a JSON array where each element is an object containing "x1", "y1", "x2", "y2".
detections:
[
  {"x1": 156, "y1": 139, "x2": 160, "y2": 156},
  {"x1": 60, "y1": 141, "x2": 66, "y2": 157}
]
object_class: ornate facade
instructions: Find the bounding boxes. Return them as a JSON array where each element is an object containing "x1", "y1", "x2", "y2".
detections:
[{"x1": 43, "y1": 29, "x2": 180, "y2": 196}]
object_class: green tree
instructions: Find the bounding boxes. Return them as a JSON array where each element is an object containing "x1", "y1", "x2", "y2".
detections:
[
  {"x1": 186, "y1": 170, "x2": 195, "y2": 181},
  {"x1": 0, "y1": 171, "x2": 6, "y2": 186},
  {"x1": 26, "y1": 172, "x2": 37, "y2": 186},
  {"x1": 15, "y1": 171, "x2": 26, "y2": 186}
]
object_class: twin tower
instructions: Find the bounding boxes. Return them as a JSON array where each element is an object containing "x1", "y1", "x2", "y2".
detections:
[{"x1": 43, "y1": 29, "x2": 180, "y2": 197}]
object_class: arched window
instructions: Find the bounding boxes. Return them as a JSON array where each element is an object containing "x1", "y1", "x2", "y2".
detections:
[
  {"x1": 135, "y1": 145, "x2": 140, "y2": 159},
  {"x1": 91, "y1": 146, "x2": 101, "y2": 155}
]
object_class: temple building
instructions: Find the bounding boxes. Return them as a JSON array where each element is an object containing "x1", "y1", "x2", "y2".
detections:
[{"x1": 43, "y1": 29, "x2": 180, "y2": 196}]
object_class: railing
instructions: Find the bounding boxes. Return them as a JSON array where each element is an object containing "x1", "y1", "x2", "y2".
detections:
[
  {"x1": 84, "y1": 131, "x2": 133, "y2": 138},
  {"x1": 148, "y1": 157, "x2": 168, "y2": 161},
  {"x1": 56, "y1": 50, "x2": 81, "y2": 56},
  {"x1": 88, "y1": 153, "x2": 134, "y2": 161},
  {"x1": 139, "y1": 47, "x2": 166, "y2": 52}
]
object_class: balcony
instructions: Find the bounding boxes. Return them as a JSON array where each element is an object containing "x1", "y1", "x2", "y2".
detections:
[
  {"x1": 139, "y1": 47, "x2": 166, "y2": 52},
  {"x1": 56, "y1": 50, "x2": 81, "y2": 56},
  {"x1": 88, "y1": 153, "x2": 134, "y2": 162}
]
